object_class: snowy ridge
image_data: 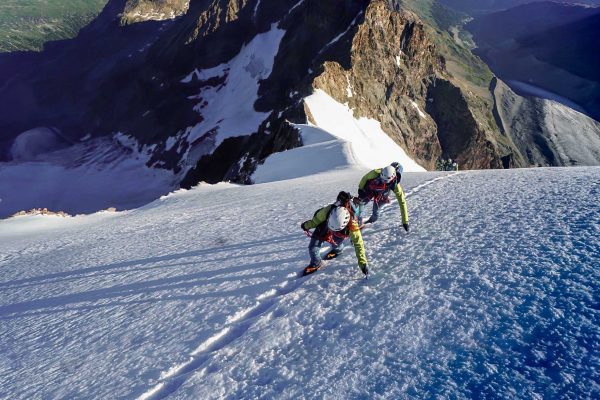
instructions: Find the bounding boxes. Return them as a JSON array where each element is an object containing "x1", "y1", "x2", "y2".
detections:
[
  {"x1": 253, "y1": 125, "x2": 358, "y2": 183},
  {"x1": 303, "y1": 90, "x2": 425, "y2": 172},
  {"x1": 253, "y1": 90, "x2": 425, "y2": 183}
]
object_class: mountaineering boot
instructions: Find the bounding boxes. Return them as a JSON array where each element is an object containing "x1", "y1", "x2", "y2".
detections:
[
  {"x1": 303, "y1": 262, "x2": 323, "y2": 276},
  {"x1": 324, "y1": 250, "x2": 341, "y2": 260}
]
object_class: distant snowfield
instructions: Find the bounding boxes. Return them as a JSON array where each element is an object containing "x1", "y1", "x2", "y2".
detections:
[
  {"x1": 1, "y1": 166, "x2": 598, "y2": 399},
  {"x1": 0, "y1": 138, "x2": 178, "y2": 219}
]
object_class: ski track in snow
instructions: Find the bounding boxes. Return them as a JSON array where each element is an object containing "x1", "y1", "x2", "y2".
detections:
[
  {"x1": 137, "y1": 172, "x2": 459, "y2": 400},
  {"x1": 138, "y1": 275, "x2": 303, "y2": 400}
]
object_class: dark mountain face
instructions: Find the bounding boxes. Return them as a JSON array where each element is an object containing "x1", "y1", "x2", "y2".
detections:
[
  {"x1": 466, "y1": 2, "x2": 600, "y2": 121},
  {"x1": 438, "y1": 0, "x2": 600, "y2": 15},
  {"x1": 1, "y1": 0, "x2": 598, "y2": 215},
  {"x1": 518, "y1": 12, "x2": 600, "y2": 84},
  {"x1": 0, "y1": 0, "x2": 170, "y2": 156}
]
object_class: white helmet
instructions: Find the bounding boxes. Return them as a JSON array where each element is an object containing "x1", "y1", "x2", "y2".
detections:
[
  {"x1": 380, "y1": 166, "x2": 396, "y2": 183},
  {"x1": 327, "y1": 207, "x2": 351, "y2": 231}
]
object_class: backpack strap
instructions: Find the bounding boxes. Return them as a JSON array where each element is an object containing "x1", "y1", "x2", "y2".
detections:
[{"x1": 312, "y1": 204, "x2": 337, "y2": 242}]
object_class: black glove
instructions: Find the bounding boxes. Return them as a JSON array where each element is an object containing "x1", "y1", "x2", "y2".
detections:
[
  {"x1": 360, "y1": 264, "x2": 369, "y2": 276},
  {"x1": 336, "y1": 191, "x2": 351, "y2": 205},
  {"x1": 403, "y1": 223, "x2": 410, "y2": 232},
  {"x1": 301, "y1": 222, "x2": 309, "y2": 232},
  {"x1": 358, "y1": 189, "x2": 368, "y2": 201}
]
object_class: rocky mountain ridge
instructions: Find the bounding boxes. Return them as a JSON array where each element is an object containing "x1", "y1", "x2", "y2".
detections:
[
  {"x1": 466, "y1": 1, "x2": 600, "y2": 122},
  {"x1": 0, "y1": 0, "x2": 598, "y2": 205}
]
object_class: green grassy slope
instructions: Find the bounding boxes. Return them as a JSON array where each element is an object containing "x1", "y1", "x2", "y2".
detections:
[
  {"x1": 400, "y1": 0, "x2": 493, "y2": 93},
  {"x1": 0, "y1": 0, "x2": 109, "y2": 52}
]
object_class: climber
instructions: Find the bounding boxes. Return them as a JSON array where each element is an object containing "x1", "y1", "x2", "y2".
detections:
[
  {"x1": 357, "y1": 162, "x2": 409, "y2": 232},
  {"x1": 300, "y1": 191, "x2": 368, "y2": 276}
]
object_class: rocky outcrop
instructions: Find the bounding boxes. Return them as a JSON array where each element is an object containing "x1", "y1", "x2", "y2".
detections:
[
  {"x1": 308, "y1": 0, "x2": 516, "y2": 170},
  {"x1": 11, "y1": 208, "x2": 71, "y2": 218},
  {"x1": 311, "y1": 4, "x2": 441, "y2": 169},
  {"x1": 121, "y1": 0, "x2": 190, "y2": 24},
  {"x1": 426, "y1": 79, "x2": 503, "y2": 169}
]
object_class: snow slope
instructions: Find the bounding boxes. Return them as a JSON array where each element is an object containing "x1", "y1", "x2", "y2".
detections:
[{"x1": 1, "y1": 166, "x2": 598, "y2": 399}]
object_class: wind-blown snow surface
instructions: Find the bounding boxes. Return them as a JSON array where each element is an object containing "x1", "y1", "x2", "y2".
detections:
[{"x1": 1, "y1": 167, "x2": 598, "y2": 399}]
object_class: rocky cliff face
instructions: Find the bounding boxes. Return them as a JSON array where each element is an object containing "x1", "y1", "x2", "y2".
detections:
[
  {"x1": 0, "y1": 0, "x2": 595, "y2": 200},
  {"x1": 309, "y1": 0, "x2": 515, "y2": 170},
  {"x1": 311, "y1": 3, "x2": 442, "y2": 170}
]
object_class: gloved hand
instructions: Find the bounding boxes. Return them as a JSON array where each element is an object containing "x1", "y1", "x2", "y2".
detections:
[
  {"x1": 403, "y1": 223, "x2": 410, "y2": 232},
  {"x1": 360, "y1": 264, "x2": 369, "y2": 276},
  {"x1": 358, "y1": 189, "x2": 368, "y2": 201},
  {"x1": 301, "y1": 222, "x2": 309, "y2": 232}
]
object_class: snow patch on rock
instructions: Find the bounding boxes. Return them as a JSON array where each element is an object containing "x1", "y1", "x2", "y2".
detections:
[
  {"x1": 303, "y1": 89, "x2": 425, "y2": 172},
  {"x1": 182, "y1": 24, "x2": 285, "y2": 152},
  {"x1": 410, "y1": 100, "x2": 426, "y2": 118}
]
